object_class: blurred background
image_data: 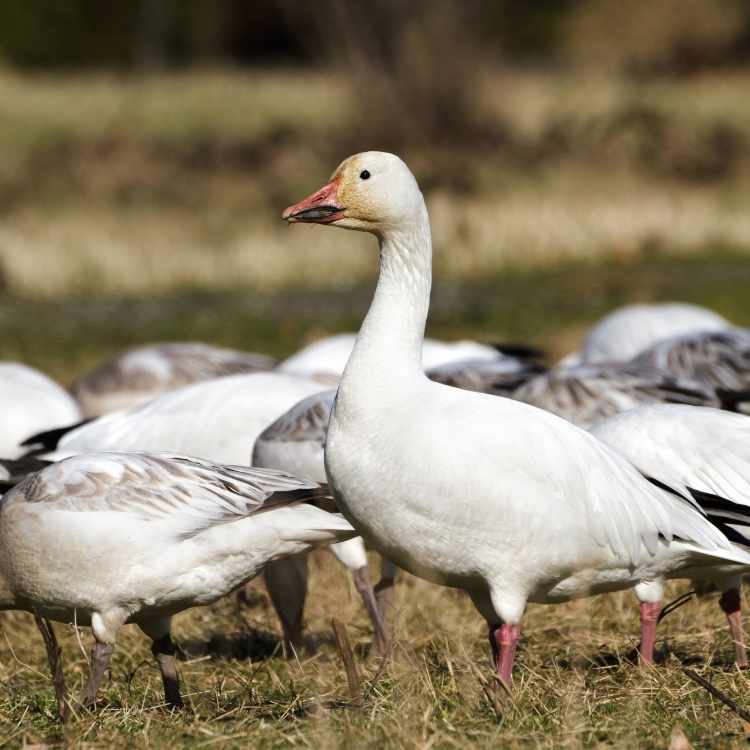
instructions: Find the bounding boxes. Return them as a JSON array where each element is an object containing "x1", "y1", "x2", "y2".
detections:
[{"x1": 1, "y1": 0, "x2": 750, "y2": 375}]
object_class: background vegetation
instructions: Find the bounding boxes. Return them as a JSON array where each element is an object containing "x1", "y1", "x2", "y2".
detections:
[{"x1": 2, "y1": 2, "x2": 750, "y2": 747}]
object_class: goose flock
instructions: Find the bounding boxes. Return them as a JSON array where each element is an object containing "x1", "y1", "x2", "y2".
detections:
[{"x1": 2, "y1": 151, "x2": 750, "y2": 717}]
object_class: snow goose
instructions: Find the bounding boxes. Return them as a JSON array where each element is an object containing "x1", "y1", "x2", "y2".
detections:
[
  {"x1": 631, "y1": 329, "x2": 750, "y2": 393},
  {"x1": 590, "y1": 404, "x2": 750, "y2": 666},
  {"x1": 70, "y1": 343, "x2": 277, "y2": 417},
  {"x1": 581, "y1": 303, "x2": 731, "y2": 364},
  {"x1": 0, "y1": 451, "x2": 355, "y2": 710},
  {"x1": 253, "y1": 389, "x2": 396, "y2": 654},
  {"x1": 282, "y1": 151, "x2": 750, "y2": 687},
  {"x1": 425, "y1": 356, "x2": 545, "y2": 396},
  {"x1": 510, "y1": 361, "x2": 730, "y2": 429},
  {"x1": 23, "y1": 372, "x2": 325, "y2": 465},
  {"x1": 277, "y1": 332, "x2": 506, "y2": 383},
  {"x1": 0, "y1": 363, "x2": 82, "y2": 459}
]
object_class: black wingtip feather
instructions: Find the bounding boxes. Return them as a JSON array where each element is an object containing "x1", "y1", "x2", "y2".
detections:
[{"x1": 19, "y1": 419, "x2": 93, "y2": 454}]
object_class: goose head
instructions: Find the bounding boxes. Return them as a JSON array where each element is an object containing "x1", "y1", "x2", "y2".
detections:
[{"x1": 282, "y1": 152, "x2": 424, "y2": 235}]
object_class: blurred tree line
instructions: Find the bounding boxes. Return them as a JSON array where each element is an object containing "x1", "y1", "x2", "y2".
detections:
[{"x1": 1, "y1": 0, "x2": 749, "y2": 76}]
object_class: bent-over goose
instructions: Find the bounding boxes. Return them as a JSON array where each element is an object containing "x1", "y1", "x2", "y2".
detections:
[
  {"x1": 511, "y1": 361, "x2": 732, "y2": 429},
  {"x1": 581, "y1": 303, "x2": 731, "y2": 364},
  {"x1": 591, "y1": 404, "x2": 750, "y2": 666},
  {"x1": 281, "y1": 151, "x2": 750, "y2": 687},
  {"x1": 631, "y1": 329, "x2": 750, "y2": 394},
  {"x1": 0, "y1": 452, "x2": 355, "y2": 711},
  {"x1": 70, "y1": 342, "x2": 277, "y2": 417},
  {"x1": 426, "y1": 357, "x2": 545, "y2": 396},
  {"x1": 277, "y1": 332, "x2": 506, "y2": 383},
  {"x1": 25, "y1": 372, "x2": 324, "y2": 465},
  {"x1": 253, "y1": 390, "x2": 396, "y2": 654},
  {"x1": 0, "y1": 363, "x2": 82, "y2": 459}
]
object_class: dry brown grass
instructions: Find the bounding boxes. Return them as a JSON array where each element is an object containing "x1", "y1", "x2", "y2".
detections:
[
  {"x1": 2, "y1": 66, "x2": 750, "y2": 745},
  {"x1": 2, "y1": 68, "x2": 750, "y2": 298},
  {"x1": 2, "y1": 552, "x2": 749, "y2": 748}
]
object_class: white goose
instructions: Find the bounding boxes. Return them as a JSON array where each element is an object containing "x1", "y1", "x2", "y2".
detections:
[
  {"x1": 70, "y1": 342, "x2": 277, "y2": 417},
  {"x1": 25, "y1": 372, "x2": 325, "y2": 465},
  {"x1": 631, "y1": 329, "x2": 750, "y2": 393},
  {"x1": 581, "y1": 303, "x2": 731, "y2": 364},
  {"x1": 253, "y1": 390, "x2": 396, "y2": 654},
  {"x1": 0, "y1": 452, "x2": 355, "y2": 710},
  {"x1": 0, "y1": 363, "x2": 82, "y2": 459},
  {"x1": 590, "y1": 404, "x2": 750, "y2": 666},
  {"x1": 282, "y1": 151, "x2": 750, "y2": 686},
  {"x1": 425, "y1": 356, "x2": 544, "y2": 396},
  {"x1": 510, "y1": 361, "x2": 729, "y2": 429},
  {"x1": 277, "y1": 332, "x2": 504, "y2": 383}
]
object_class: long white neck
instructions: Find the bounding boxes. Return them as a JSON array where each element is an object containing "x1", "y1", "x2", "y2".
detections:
[{"x1": 337, "y1": 202, "x2": 432, "y2": 411}]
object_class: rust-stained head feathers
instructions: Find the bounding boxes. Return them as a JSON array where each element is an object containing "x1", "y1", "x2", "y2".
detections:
[{"x1": 282, "y1": 152, "x2": 423, "y2": 235}]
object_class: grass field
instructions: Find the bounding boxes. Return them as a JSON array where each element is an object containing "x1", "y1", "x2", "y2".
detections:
[
  {"x1": 2, "y1": 251, "x2": 750, "y2": 748},
  {"x1": 3, "y1": 552, "x2": 750, "y2": 748},
  {"x1": 2, "y1": 67, "x2": 750, "y2": 747}
]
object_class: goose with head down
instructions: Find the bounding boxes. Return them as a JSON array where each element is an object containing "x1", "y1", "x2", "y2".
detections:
[
  {"x1": 590, "y1": 404, "x2": 750, "y2": 667},
  {"x1": 0, "y1": 363, "x2": 81, "y2": 459},
  {"x1": 70, "y1": 342, "x2": 277, "y2": 417},
  {"x1": 580, "y1": 303, "x2": 731, "y2": 365},
  {"x1": 253, "y1": 389, "x2": 396, "y2": 655},
  {"x1": 282, "y1": 152, "x2": 750, "y2": 687},
  {"x1": 0, "y1": 452, "x2": 355, "y2": 713}
]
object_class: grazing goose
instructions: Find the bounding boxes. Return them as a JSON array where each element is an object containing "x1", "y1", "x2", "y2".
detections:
[
  {"x1": 282, "y1": 151, "x2": 750, "y2": 687},
  {"x1": 581, "y1": 303, "x2": 731, "y2": 364},
  {"x1": 253, "y1": 390, "x2": 395, "y2": 654},
  {"x1": 24, "y1": 372, "x2": 324, "y2": 465},
  {"x1": 426, "y1": 356, "x2": 545, "y2": 396},
  {"x1": 277, "y1": 332, "x2": 505, "y2": 383},
  {"x1": 0, "y1": 452, "x2": 355, "y2": 711},
  {"x1": 0, "y1": 363, "x2": 82, "y2": 459},
  {"x1": 70, "y1": 342, "x2": 277, "y2": 417},
  {"x1": 590, "y1": 404, "x2": 750, "y2": 666},
  {"x1": 631, "y1": 329, "x2": 750, "y2": 393},
  {"x1": 510, "y1": 361, "x2": 730, "y2": 429}
]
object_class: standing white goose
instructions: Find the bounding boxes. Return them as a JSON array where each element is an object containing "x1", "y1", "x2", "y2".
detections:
[
  {"x1": 70, "y1": 342, "x2": 277, "y2": 417},
  {"x1": 253, "y1": 389, "x2": 395, "y2": 654},
  {"x1": 590, "y1": 404, "x2": 750, "y2": 666},
  {"x1": 282, "y1": 152, "x2": 750, "y2": 686},
  {"x1": 0, "y1": 452, "x2": 355, "y2": 711},
  {"x1": 0, "y1": 363, "x2": 81, "y2": 458}
]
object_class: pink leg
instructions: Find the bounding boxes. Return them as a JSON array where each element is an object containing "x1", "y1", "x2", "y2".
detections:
[
  {"x1": 719, "y1": 588, "x2": 747, "y2": 668},
  {"x1": 638, "y1": 601, "x2": 661, "y2": 666},
  {"x1": 489, "y1": 623, "x2": 521, "y2": 688}
]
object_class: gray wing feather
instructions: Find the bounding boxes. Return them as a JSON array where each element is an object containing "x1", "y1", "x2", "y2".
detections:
[
  {"x1": 70, "y1": 343, "x2": 277, "y2": 400},
  {"x1": 632, "y1": 329, "x2": 750, "y2": 390},
  {"x1": 512, "y1": 362, "x2": 722, "y2": 427},
  {"x1": 3, "y1": 452, "x2": 331, "y2": 539},
  {"x1": 254, "y1": 390, "x2": 337, "y2": 449},
  {"x1": 426, "y1": 358, "x2": 544, "y2": 395}
]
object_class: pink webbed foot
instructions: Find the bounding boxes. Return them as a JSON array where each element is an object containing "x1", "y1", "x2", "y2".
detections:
[
  {"x1": 638, "y1": 601, "x2": 661, "y2": 666},
  {"x1": 489, "y1": 623, "x2": 521, "y2": 689},
  {"x1": 719, "y1": 587, "x2": 747, "y2": 669}
]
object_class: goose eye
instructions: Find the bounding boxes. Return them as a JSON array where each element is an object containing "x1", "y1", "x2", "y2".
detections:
[{"x1": 359, "y1": 170, "x2": 371, "y2": 180}]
